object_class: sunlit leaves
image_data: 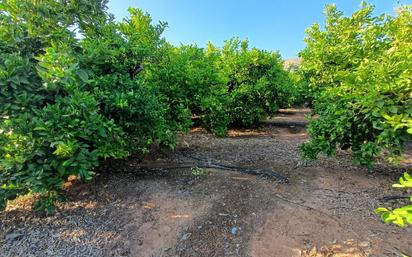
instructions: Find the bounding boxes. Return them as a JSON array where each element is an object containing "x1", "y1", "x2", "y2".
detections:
[
  {"x1": 375, "y1": 173, "x2": 412, "y2": 227},
  {"x1": 298, "y1": 3, "x2": 412, "y2": 229},
  {"x1": 299, "y1": 3, "x2": 412, "y2": 166},
  {"x1": 0, "y1": 1, "x2": 172, "y2": 213}
]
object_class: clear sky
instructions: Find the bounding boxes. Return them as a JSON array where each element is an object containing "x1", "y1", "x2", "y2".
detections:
[{"x1": 107, "y1": 0, "x2": 411, "y2": 59}]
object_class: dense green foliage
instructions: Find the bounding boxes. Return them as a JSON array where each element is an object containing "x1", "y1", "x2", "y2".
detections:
[
  {"x1": 0, "y1": 0, "x2": 178, "y2": 212},
  {"x1": 145, "y1": 38, "x2": 295, "y2": 136},
  {"x1": 0, "y1": 0, "x2": 294, "y2": 212},
  {"x1": 299, "y1": 3, "x2": 412, "y2": 166},
  {"x1": 144, "y1": 42, "x2": 225, "y2": 133},
  {"x1": 217, "y1": 38, "x2": 295, "y2": 129},
  {"x1": 298, "y1": 3, "x2": 412, "y2": 229}
]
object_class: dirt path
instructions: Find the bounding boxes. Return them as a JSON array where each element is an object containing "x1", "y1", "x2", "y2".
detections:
[{"x1": 1, "y1": 109, "x2": 411, "y2": 257}]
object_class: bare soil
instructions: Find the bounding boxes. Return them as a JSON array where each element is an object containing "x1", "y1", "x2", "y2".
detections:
[{"x1": 1, "y1": 108, "x2": 411, "y2": 257}]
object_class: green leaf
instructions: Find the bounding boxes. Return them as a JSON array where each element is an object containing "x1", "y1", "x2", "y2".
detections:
[
  {"x1": 374, "y1": 207, "x2": 388, "y2": 214},
  {"x1": 388, "y1": 106, "x2": 398, "y2": 114},
  {"x1": 77, "y1": 70, "x2": 89, "y2": 82},
  {"x1": 33, "y1": 127, "x2": 47, "y2": 131}
]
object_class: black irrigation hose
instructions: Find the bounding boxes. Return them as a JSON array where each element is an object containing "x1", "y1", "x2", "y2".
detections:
[
  {"x1": 177, "y1": 150, "x2": 289, "y2": 183},
  {"x1": 378, "y1": 195, "x2": 410, "y2": 202}
]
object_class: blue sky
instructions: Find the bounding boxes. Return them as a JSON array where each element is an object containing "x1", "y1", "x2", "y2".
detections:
[{"x1": 107, "y1": 0, "x2": 411, "y2": 59}]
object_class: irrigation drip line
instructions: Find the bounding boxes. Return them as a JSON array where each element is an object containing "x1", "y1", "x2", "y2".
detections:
[{"x1": 176, "y1": 150, "x2": 289, "y2": 183}]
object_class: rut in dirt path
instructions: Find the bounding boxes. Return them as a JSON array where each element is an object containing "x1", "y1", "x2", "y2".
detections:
[{"x1": 164, "y1": 171, "x2": 282, "y2": 257}]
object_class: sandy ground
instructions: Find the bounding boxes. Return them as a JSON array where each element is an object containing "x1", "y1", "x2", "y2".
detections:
[{"x1": 1, "y1": 108, "x2": 411, "y2": 257}]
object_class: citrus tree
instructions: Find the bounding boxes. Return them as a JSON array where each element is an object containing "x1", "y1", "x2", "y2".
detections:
[
  {"x1": 217, "y1": 38, "x2": 295, "y2": 128},
  {"x1": 144, "y1": 42, "x2": 225, "y2": 133},
  {"x1": 298, "y1": 3, "x2": 412, "y2": 227},
  {"x1": 299, "y1": 3, "x2": 412, "y2": 166},
  {"x1": 0, "y1": 0, "x2": 173, "y2": 213},
  {"x1": 144, "y1": 38, "x2": 295, "y2": 137}
]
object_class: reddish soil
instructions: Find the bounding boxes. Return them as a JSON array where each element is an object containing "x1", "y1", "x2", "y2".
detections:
[{"x1": 1, "y1": 108, "x2": 411, "y2": 257}]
